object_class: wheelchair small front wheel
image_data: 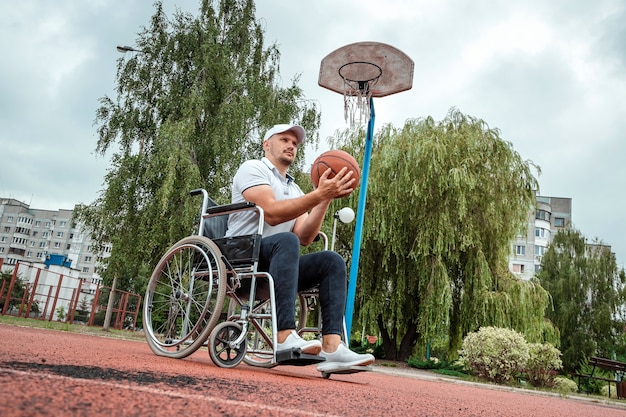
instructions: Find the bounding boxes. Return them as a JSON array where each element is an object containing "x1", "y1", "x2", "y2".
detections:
[{"x1": 209, "y1": 321, "x2": 246, "y2": 368}]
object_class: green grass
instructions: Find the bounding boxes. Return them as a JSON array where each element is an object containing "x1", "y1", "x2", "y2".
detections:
[{"x1": 0, "y1": 315, "x2": 145, "y2": 341}]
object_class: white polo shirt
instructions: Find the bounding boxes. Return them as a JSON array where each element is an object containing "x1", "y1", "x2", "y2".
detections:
[{"x1": 225, "y1": 157, "x2": 304, "y2": 237}]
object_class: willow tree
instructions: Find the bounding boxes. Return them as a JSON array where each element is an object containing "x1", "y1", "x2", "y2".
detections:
[
  {"x1": 330, "y1": 109, "x2": 557, "y2": 360},
  {"x1": 537, "y1": 229, "x2": 626, "y2": 372},
  {"x1": 76, "y1": 0, "x2": 320, "y2": 294}
]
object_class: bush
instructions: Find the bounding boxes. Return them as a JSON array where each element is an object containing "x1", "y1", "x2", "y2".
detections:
[
  {"x1": 601, "y1": 383, "x2": 618, "y2": 399},
  {"x1": 458, "y1": 326, "x2": 529, "y2": 384},
  {"x1": 525, "y1": 343, "x2": 563, "y2": 387},
  {"x1": 553, "y1": 376, "x2": 578, "y2": 394}
]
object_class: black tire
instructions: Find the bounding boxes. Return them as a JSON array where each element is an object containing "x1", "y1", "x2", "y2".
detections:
[
  {"x1": 144, "y1": 236, "x2": 226, "y2": 359},
  {"x1": 209, "y1": 321, "x2": 246, "y2": 368}
]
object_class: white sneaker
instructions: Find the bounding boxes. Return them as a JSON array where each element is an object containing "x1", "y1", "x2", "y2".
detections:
[
  {"x1": 276, "y1": 330, "x2": 322, "y2": 355},
  {"x1": 317, "y1": 343, "x2": 375, "y2": 372}
]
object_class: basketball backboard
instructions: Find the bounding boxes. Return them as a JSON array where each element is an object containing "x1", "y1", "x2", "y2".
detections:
[{"x1": 318, "y1": 41, "x2": 414, "y2": 98}]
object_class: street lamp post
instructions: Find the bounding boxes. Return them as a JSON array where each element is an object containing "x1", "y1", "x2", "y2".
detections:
[
  {"x1": 102, "y1": 44, "x2": 147, "y2": 332},
  {"x1": 331, "y1": 207, "x2": 355, "y2": 252},
  {"x1": 116, "y1": 45, "x2": 145, "y2": 54}
]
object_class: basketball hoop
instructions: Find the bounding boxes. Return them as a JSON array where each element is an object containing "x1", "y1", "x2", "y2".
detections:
[
  {"x1": 317, "y1": 41, "x2": 414, "y2": 340},
  {"x1": 319, "y1": 41, "x2": 414, "y2": 128},
  {"x1": 339, "y1": 61, "x2": 382, "y2": 127}
]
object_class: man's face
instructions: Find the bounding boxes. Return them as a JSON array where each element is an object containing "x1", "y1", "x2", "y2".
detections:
[{"x1": 263, "y1": 130, "x2": 299, "y2": 166}]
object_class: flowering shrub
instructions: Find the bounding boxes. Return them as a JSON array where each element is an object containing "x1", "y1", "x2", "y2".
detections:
[
  {"x1": 525, "y1": 343, "x2": 563, "y2": 387},
  {"x1": 458, "y1": 326, "x2": 529, "y2": 383},
  {"x1": 553, "y1": 376, "x2": 578, "y2": 394}
]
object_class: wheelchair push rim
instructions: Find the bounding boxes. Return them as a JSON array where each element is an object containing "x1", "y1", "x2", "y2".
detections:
[{"x1": 143, "y1": 236, "x2": 227, "y2": 359}]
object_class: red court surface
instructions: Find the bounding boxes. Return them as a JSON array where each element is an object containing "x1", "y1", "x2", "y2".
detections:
[{"x1": 1, "y1": 324, "x2": 624, "y2": 416}]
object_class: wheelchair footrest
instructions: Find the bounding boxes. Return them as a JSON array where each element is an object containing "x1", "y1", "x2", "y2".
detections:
[
  {"x1": 320, "y1": 365, "x2": 373, "y2": 379},
  {"x1": 322, "y1": 365, "x2": 373, "y2": 375},
  {"x1": 276, "y1": 348, "x2": 326, "y2": 366}
]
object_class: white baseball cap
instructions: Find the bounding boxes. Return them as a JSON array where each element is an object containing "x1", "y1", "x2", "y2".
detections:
[{"x1": 263, "y1": 124, "x2": 306, "y2": 144}]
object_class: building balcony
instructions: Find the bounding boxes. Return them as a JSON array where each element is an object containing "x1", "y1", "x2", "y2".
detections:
[
  {"x1": 16, "y1": 221, "x2": 32, "y2": 230},
  {"x1": 6, "y1": 250, "x2": 25, "y2": 260},
  {"x1": 9, "y1": 242, "x2": 27, "y2": 251}
]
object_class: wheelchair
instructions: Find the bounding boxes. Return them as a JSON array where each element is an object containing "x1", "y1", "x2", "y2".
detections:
[{"x1": 143, "y1": 189, "x2": 365, "y2": 378}]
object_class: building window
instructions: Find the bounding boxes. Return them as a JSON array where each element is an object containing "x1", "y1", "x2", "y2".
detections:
[
  {"x1": 39, "y1": 242, "x2": 46, "y2": 248},
  {"x1": 33, "y1": 231, "x2": 38, "y2": 237},
  {"x1": 512, "y1": 264, "x2": 525, "y2": 273},
  {"x1": 535, "y1": 210, "x2": 551, "y2": 222},
  {"x1": 0, "y1": 248, "x2": 4, "y2": 253},
  {"x1": 515, "y1": 245, "x2": 526, "y2": 256},
  {"x1": 534, "y1": 265, "x2": 541, "y2": 273},
  {"x1": 7, "y1": 216, "x2": 13, "y2": 222},
  {"x1": 54, "y1": 242, "x2": 61, "y2": 248},
  {"x1": 0, "y1": 237, "x2": 6, "y2": 243},
  {"x1": 35, "y1": 220, "x2": 41, "y2": 227},
  {"x1": 3, "y1": 226, "x2": 10, "y2": 233},
  {"x1": 29, "y1": 241, "x2": 35, "y2": 247},
  {"x1": 42, "y1": 231, "x2": 49, "y2": 238},
  {"x1": 534, "y1": 246, "x2": 547, "y2": 256},
  {"x1": 85, "y1": 255, "x2": 92, "y2": 262},
  {"x1": 554, "y1": 217, "x2": 565, "y2": 227},
  {"x1": 60, "y1": 221, "x2": 67, "y2": 227},
  {"x1": 56, "y1": 231, "x2": 64, "y2": 238},
  {"x1": 82, "y1": 267, "x2": 90, "y2": 273},
  {"x1": 44, "y1": 222, "x2": 51, "y2": 228},
  {"x1": 535, "y1": 227, "x2": 550, "y2": 238}
]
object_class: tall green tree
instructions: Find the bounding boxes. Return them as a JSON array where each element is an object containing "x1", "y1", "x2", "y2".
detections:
[
  {"x1": 329, "y1": 109, "x2": 557, "y2": 360},
  {"x1": 76, "y1": 0, "x2": 320, "y2": 293},
  {"x1": 537, "y1": 229, "x2": 626, "y2": 372}
]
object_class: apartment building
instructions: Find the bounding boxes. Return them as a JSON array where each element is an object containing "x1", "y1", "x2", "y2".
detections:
[
  {"x1": 509, "y1": 195, "x2": 572, "y2": 280},
  {"x1": 0, "y1": 198, "x2": 109, "y2": 296}
]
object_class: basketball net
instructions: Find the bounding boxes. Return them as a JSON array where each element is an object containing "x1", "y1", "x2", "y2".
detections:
[
  {"x1": 343, "y1": 82, "x2": 373, "y2": 128},
  {"x1": 339, "y1": 61, "x2": 381, "y2": 128}
]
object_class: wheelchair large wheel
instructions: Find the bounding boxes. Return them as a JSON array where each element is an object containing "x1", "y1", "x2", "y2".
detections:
[
  {"x1": 209, "y1": 321, "x2": 246, "y2": 368},
  {"x1": 144, "y1": 236, "x2": 227, "y2": 359}
]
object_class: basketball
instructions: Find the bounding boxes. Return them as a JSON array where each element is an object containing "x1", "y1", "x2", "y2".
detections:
[{"x1": 310, "y1": 149, "x2": 360, "y2": 189}]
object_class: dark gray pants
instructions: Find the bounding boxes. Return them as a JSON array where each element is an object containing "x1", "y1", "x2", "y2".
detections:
[{"x1": 258, "y1": 232, "x2": 347, "y2": 336}]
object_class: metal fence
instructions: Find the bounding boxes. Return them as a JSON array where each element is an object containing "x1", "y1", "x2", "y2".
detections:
[{"x1": 0, "y1": 258, "x2": 141, "y2": 330}]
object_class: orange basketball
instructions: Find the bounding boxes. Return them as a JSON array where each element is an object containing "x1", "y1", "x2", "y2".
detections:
[{"x1": 310, "y1": 149, "x2": 360, "y2": 188}]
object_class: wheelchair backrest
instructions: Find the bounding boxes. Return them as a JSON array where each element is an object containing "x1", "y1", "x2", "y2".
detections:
[
  {"x1": 197, "y1": 193, "x2": 262, "y2": 268},
  {"x1": 202, "y1": 196, "x2": 228, "y2": 239}
]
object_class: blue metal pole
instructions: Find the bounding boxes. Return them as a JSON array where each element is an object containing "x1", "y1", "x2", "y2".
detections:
[{"x1": 345, "y1": 97, "x2": 375, "y2": 340}]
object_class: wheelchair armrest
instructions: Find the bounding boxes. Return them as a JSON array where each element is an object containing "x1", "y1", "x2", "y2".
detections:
[
  {"x1": 206, "y1": 201, "x2": 256, "y2": 215},
  {"x1": 193, "y1": 188, "x2": 264, "y2": 237}
]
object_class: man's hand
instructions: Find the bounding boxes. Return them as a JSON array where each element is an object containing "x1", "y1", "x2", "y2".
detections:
[{"x1": 315, "y1": 167, "x2": 356, "y2": 199}]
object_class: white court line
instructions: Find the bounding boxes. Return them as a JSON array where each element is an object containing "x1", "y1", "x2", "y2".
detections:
[{"x1": 1, "y1": 367, "x2": 340, "y2": 417}]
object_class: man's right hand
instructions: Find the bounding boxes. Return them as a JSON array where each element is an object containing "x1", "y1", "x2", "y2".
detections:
[{"x1": 315, "y1": 167, "x2": 355, "y2": 199}]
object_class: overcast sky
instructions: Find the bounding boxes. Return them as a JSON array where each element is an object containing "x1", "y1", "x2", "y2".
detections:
[{"x1": 1, "y1": 0, "x2": 624, "y2": 267}]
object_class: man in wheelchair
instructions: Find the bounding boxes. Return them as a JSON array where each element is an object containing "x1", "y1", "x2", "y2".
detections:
[{"x1": 225, "y1": 124, "x2": 374, "y2": 374}]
